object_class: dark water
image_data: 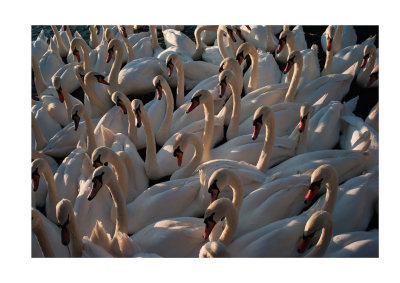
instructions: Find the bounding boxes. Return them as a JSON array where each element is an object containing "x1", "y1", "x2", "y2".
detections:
[{"x1": 32, "y1": 25, "x2": 378, "y2": 118}]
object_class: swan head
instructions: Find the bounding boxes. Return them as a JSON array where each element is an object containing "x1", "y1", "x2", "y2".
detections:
[
  {"x1": 219, "y1": 25, "x2": 237, "y2": 43},
  {"x1": 88, "y1": 166, "x2": 116, "y2": 201},
  {"x1": 361, "y1": 44, "x2": 377, "y2": 68},
  {"x1": 298, "y1": 104, "x2": 312, "y2": 133},
  {"x1": 74, "y1": 65, "x2": 85, "y2": 82},
  {"x1": 186, "y1": 89, "x2": 211, "y2": 113},
  {"x1": 235, "y1": 42, "x2": 253, "y2": 65},
  {"x1": 84, "y1": 71, "x2": 110, "y2": 86},
  {"x1": 297, "y1": 210, "x2": 332, "y2": 254},
  {"x1": 70, "y1": 104, "x2": 86, "y2": 131},
  {"x1": 172, "y1": 132, "x2": 202, "y2": 167},
  {"x1": 304, "y1": 164, "x2": 338, "y2": 205},
  {"x1": 111, "y1": 91, "x2": 128, "y2": 115},
  {"x1": 107, "y1": 38, "x2": 122, "y2": 63},
  {"x1": 105, "y1": 28, "x2": 115, "y2": 43},
  {"x1": 52, "y1": 76, "x2": 65, "y2": 103},
  {"x1": 153, "y1": 75, "x2": 167, "y2": 100},
  {"x1": 56, "y1": 199, "x2": 73, "y2": 246},
  {"x1": 231, "y1": 25, "x2": 245, "y2": 42},
  {"x1": 283, "y1": 50, "x2": 302, "y2": 74},
  {"x1": 118, "y1": 25, "x2": 128, "y2": 38},
  {"x1": 218, "y1": 57, "x2": 240, "y2": 73},
  {"x1": 208, "y1": 168, "x2": 240, "y2": 204},
  {"x1": 203, "y1": 198, "x2": 236, "y2": 240},
  {"x1": 91, "y1": 147, "x2": 112, "y2": 169},
  {"x1": 70, "y1": 38, "x2": 84, "y2": 63},
  {"x1": 165, "y1": 53, "x2": 181, "y2": 77},
  {"x1": 252, "y1": 106, "x2": 273, "y2": 140},
  {"x1": 325, "y1": 26, "x2": 335, "y2": 52},
  {"x1": 31, "y1": 158, "x2": 50, "y2": 192},
  {"x1": 218, "y1": 70, "x2": 234, "y2": 98},
  {"x1": 366, "y1": 65, "x2": 379, "y2": 88},
  {"x1": 132, "y1": 99, "x2": 144, "y2": 128},
  {"x1": 277, "y1": 29, "x2": 292, "y2": 53}
]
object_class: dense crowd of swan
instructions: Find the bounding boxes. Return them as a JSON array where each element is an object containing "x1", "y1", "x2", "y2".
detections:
[{"x1": 31, "y1": 25, "x2": 379, "y2": 258}]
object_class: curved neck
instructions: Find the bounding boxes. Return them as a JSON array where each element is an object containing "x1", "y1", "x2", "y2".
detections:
[
  {"x1": 247, "y1": 46, "x2": 259, "y2": 93},
  {"x1": 67, "y1": 204, "x2": 84, "y2": 257},
  {"x1": 226, "y1": 80, "x2": 241, "y2": 140},
  {"x1": 142, "y1": 106, "x2": 161, "y2": 178},
  {"x1": 201, "y1": 97, "x2": 215, "y2": 162},
  {"x1": 77, "y1": 39, "x2": 91, "y2": 73},
  {"x1": 65, "y1": 26, "x2": 73, "y2": 44},
  {"x1": 321, "y1": 175, "x2": 338, "y2": 215},
  {"x1": 107, "y1": 151, "x2": 128, "y2": 200},
  {"x1": 227, "y1": 175, "x2": 243, "y2": 211},
  {"x1": 109, "y1": 41, "x2": 124, "y2": 95},
  {"x1": 286, "y1": 32, "x2": 295, "y2": 54},
  {"x1": 60, "y1": 80, "x2": 73, "y2": 119},
  {"x1": 89, "y1": 25, "x2": 100, "y2": 49},
  {"x1": 332, "y1": 25, "x2": 343, "y2": 53},
  {"x1": 32, "y1": 113, "x2": 47, "y2": 150},
  {"x1": 306, "y1": 220, "x2": 333, "y2": 257},
  {"x1": 84, "y1": 79, "x2": 107, "y2": 114},
  {"x1": 118, "y1": 151, "x2": 136, "y2": 202},
  {"x1": 107, "y1": 177, "x2": 128, "y2": 235},
  {"x1": 284, "y1": 57, "x2": 303, "y2": 102},
  {"x1": 175, "y1": 59, "x2": 185, "y2": 108},
  {"x1": 43, "y1": 164, "x2": 59, "y2": 224},
  {"x1": 82, "y1": 109, "x2": 97, "y2": 157},
  {"x1": 32, "y1": 216, "x2": 55, "y2": 257},
  {"x1": 293, "y1": 117, "x2": 309, "y2": 155},
  {"x1": 156, "y1": 82, "x2": 174, "y2": 146},
  {"x1": 173, "y1": 135, "x2": 203, "y2": 180},
  {"x1": 219, "y1": 205, "x2": 238, "y2": 246},
  {"x1": 32, "y1": 56, "x2": 48, "y2": 94},
  {"x1": 322, "y1": 47, "x2": 333, "y2": 76},
  {"x1": 51, "y1": 25, "x2": 67, "y2": 57},
  {"x1": 217, "y1": 27, "x2": 230, "y2": 59},
  {"x1": 193, "y1": 26, "x2": 206, "y2": 60},
  {"x1": 149, "y1": 26, "x2": 161, "y2": 50},
  {"x1": 256, "y1": 115, "x2": 276, "y2": 173},
  {"x1": 122, "y1": 36, "x2": 135, "y2": 63},
  {"x1": 126, "y1": 102, "x2": 138, "y2": 144}
]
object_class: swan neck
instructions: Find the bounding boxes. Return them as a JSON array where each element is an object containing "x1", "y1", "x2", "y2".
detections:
[
  {"x1": 226, "y1": 80, "x2": 241, "y2": 140},
  {"x1": 256, "y1": 114, "x2": 275, "y2": 173},
  {"x1": 175, "y1": 60, "x2": 185, "y2": 108},
  {"x1": 89, "y1": 26, "x2": 100, "y2": 49},
  {"x1": 108, "y1": 151, "x2": 128, "y2": 200},
  {"x1": 32, "y1": 56, "x2": 48, "y2": 94},
  {"x1": 322, "y1": 175, "x2": 338, "y2": 215},
  {"x1": 217, "y1": 27, "x2": 229, "y2": 59},
  {"x1": 173, "y1": 135, "x2": 203, "y2": 180},
  {"x1": 284, "y1": 57, "x2": 303, "y2": 102},
  {"x1": 306, "y1": 219, "x2": 333, "y2": 257},
  {"x1": 322, "y1": 48, "x2": 333, "y2": 76},
  {"x1": 79, "y1": 40, "x2": 91, "y2": 74},
  {"x1": 193, "y1": 26, "x2": 205, "y2": 60},
  {"x1": 68, "y1": 205, "x2": 83, "y2": 257},
  {"x1": 51, "y1": 26, "x2": 67, "y2": 56},
  {"x1": 109, "y1": 41, "x2": 124, "y2": 94},
  {"x1": 83, "y1": 109, "x2": 97, "y2": 157},
  {"x1": 61, "y1": 81, "x2": 73, "y2": 119},
  {"x1": 43, "y1": 164, "x2": 59, "y2": 224},
  {"x1": 126, "y1": 102, "x2": 138, "y2": 144},
  {"x1": 119, "y1": 152, "x2": 136, "y2": 202},
  {"x1": 149, "y1": 26, "x2": 161, "y2": 49},
  {"x1": 219, "y1": 205, "x2": 238, "y2": 246},
  {"x1": 202, "y1": 97, "x2": 214, "y2": 162},
  {"x1": 248, "y1": 47, "x2": 259, "y2": 92},
  {"x1": 122, "y1": 36, "x2": 135, "y2": 62},
  {"x1": 32, "y1": 114, "x2": 47, "y2": 150},
  {"x1": 229, "y1": 175, "x2": 243, "y2": 210},
  {"x1": 32, "y1": 216, "x2": 55, "y2": 257},
  {"x1": 156, "y1": 83, "x2": 174, "y2": 145},
  {"x1": 142, "y1": 107, "x2": 160, "y2": 178},
  {"x1": 85, "y1": 79, "x2": 107, "y2": 115},
  {"x1": 286, "y1": 31, "x2": 295, "y2": 54},
  {"x1": 332, "y1": 26, "x2": 343, "y2": 53},
  {"x1": 108, "y1": 177, "x2": 128, "y2": 235}
]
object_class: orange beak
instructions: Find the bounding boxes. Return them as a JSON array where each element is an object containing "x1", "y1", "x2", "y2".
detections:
[
  {"x1": 327, "y1": 38, "x2": 332, "y2": 52},
  {"x1": 98, "y1": 77, "x2": 110, "y2": 85},
  {"x1": 252, "y1": 122, "x2": 262, "y2": 140},
  {"x1": 283, "y1": 60, "x2": 293, "y2": 74},
  {"x1": 297, "y1": 235, "x2": 313, "y2": 254}
]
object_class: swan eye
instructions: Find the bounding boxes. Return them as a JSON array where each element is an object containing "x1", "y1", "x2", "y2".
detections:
[
  {"x1": 191, "y1": 95, "x2": 201, "y2": 103},
  {"x1": 253, "y1": 115, "x2": 263, "y2": 126},
  {"x1": 31, "y1": 167, "x2": 39, "y2": 179},
  {"x1": 173, "y1": 146, "x2": 183, "y2": 157},
  {"x1": 204, "y1": 213, "x2": 216, "y2": 225},
  {"x1": 363, "y1": 54, "x2": 370, "y2": 60},
  {"x1": 371, "y1": 71, "x2": 378, "y2": 79},
  {"x1": 219, "y1": 77, "x2": 227, "y2": 86},
  {"x1": 218, "y1": 65, "x2": 224, "y2": 73},
  {"x1": 93, "y1": 154, "x2": 103, "y2": 168},
  {"x1": 309, "y1": 179, "x2": 323, "y2": 191},
  {"x1": 236, "y1": 51, "x2": 244, "y2": 61}
]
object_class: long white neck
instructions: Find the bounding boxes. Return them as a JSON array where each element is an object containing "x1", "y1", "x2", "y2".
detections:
[
  {"x1": 284, "y1": 32, "x2": 296, "y2": 83},
  {"x1": 284, "y1": 57, "x2": 303, "y2": 102},
  {"x1": 32, "y1": 113, "x2": 47, "y2": 150},
  {"x1": 332, "y1": 25, "x2": 343, "y2": 54},
  {"x1": 247, "y1": 46, "x2": 259, "y2": 93},
  {"x1": 156, "y1": 83, "x2": 174, "y2": 146},
  {"x1": 77, "y1": 39, "x2": 91, "y2": 74},
  {"x1": 217, "y1": 27, "x2": 231, "y2": 59},
  {"x1": 226, "y1": 80, "x2": 241, "y2": 140},
  {"x1": 174, "y1": 59, "x2": 185, "y2": 108},
  {"x1": 89, "y1": 25, "x2": 100, "y2": 49},
  {"x1": 219, "y1": 204, "x2": 238, "y2": 246},
  {"x1": 305, "y1": 218, "x2": 333, "y2": 257},
  {"x1": 51, "y1": 25, "x2": 67, "y2": 57},
  {"x1": 107, "y1": 151, "x2": 128, "y2": 200},
  {"x1": 60, "y1": 80, "x2": 74, "y2": 119},
  {"x1": 172, "y1": 135, "x2": 203, "y2": 180},
  {"x1": 322, "y1": 47, "x2": 333, "y2": 76},
  {"x1": 84, "y1": 79, "x2": 107, "y2": 115},
  {"x1": 141, "y1": 106, "x2": 161, "y2": 179},
  {"x1": 43, "y1": 164, "x2": 59, "y2": 224},
  {"x1": 321, "y1": 174, "x2": 338, "y2": 215},
  {"x1": 149, "y1": 26, "x2": 161, "y2": 51},
  {"x1": 82, "y1": 109, "x2": 97, "y2": 157},
  {"x1": 126, "y1": 102, "x2": 138, "y2": 145},
  {"x1": 256, "y1": 115, "x2": 275, "y2": 173},
  {"x1": 201, "y1": 97, "x2": 215, "y2": 162},
  {"x1": 193, "y1": 26, "x2": 219, "y2": 60},
  {"x1": 121, "y1": 35, "x2": 135, "y2": 63},
  {"x1": 227, "y1": 175, "x2": 243, "y2": 211},
  {"x1": 108, "y1": 41, "x2": 124, "y2": 95},
  {"x1": 64, "y1": 26, "x2": 73, "y2": 44},
  {"x1": 32, "y1": 56, "x2": 48, "y2": 94},
  {"x1": 32, "y1": 214, "x2": 55, "y2": 257},
  {"x1": 266, "y1": 26, "x2": 275, "y2": 53},
  {"x1": 106, "y1": 177, "x2": 128, "y2": 235},
  {"x1": 66, "y1": 203, "x2": 84, "y2": 257},
  {"x1": 118, "y1": 151, "x2": 137, "y2": 203}
]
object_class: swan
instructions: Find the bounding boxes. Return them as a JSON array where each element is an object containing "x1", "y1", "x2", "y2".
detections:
[
  {"x1": 52, "y1": 76, "x2": 83, "y2": 123},
  {"x1": 321, "y1": 25, "x2": 357, "y2": 55},
  {"x1": 340, "y1": 114, "x2": 378, "y2": 170},
  {"x1": 192, "y1": 25, "x2": 218, "y2": 60},
  {"x1": 237, "y1": 25, "x2": 278, "y2": 52},
  {"x1": 356, "y1": 44, "x2": 379, "y2": 88},
  {"x1": 38, "y1": 37, "x2": 64, "y2": 85},
  {"x1": 229, "y1": 165, "x2": 338, "y2": 257},
  {"x1": 31, "y1": 208, "x2": 70, "y2": 257},
  {"x1": 31, "y1": 158, "x2": 60, "y2": 224},
  {"x1": 199, "y1": 241, "x2": 231, "y2": 258},
  {"x1": 56, "y1": 199, "x2": 113, "y2": 257},
  {"x1": 91, "y1": 145, "x2": 148, "y2": 203},
  {"x1": 32, "y1": 55, "x2": 56, "y2": 97},
  {"x1": 325, "y1": 229, "x2": 378, "y2": 257},
  {"x1": 235, "y1": 42, "x2": 282, "y2": 94},
  {"x1": 275, "y1": 25, "x2": 308, "y2": 65},
  {"x1": 330, "y1": 35, "x2": 376, "y2": 75},
  {"x1": 51, "y1": 25, "x2": 69, "y2": 59},
  {"x1": 198, "y1": 26, "x2": 218, "y2": 46},
  {"x1": 365, "y1": 102, "x2": 378, "y2": 133},
  {"x1": 32, "y1": 29, "x2": 48, "y2": 61},
  {"x1": 107, "y1": 38, "x2": 173, "y2": 97}
]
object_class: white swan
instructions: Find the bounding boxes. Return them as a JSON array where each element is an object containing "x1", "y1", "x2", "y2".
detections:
[
  {"x1": 32, "y1": 208, "x2": 55, "y2": 257},
  {"x1": 38, "y1": 37, "x2": 64, "y2": 85},
  {"x1": 32, "y1": 29, "x2": 48, "y2": 61},
  {"x1": 275, "y1": 25, "x2": 308, "y2": 65},
  {"x1": 356, "y1": 44, "x2": 379, "y2": 88},
  {"x1": 56, "y1": 199, "x2": 113, "y2": 257},
  {"x1": 321, "y1": 25, "x2": 357, "y2": 55}
]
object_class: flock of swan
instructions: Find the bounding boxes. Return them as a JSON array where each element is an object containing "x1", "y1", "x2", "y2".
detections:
[{"x1": 31, "y1": 25, "x2": 379, "y2": 258}]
